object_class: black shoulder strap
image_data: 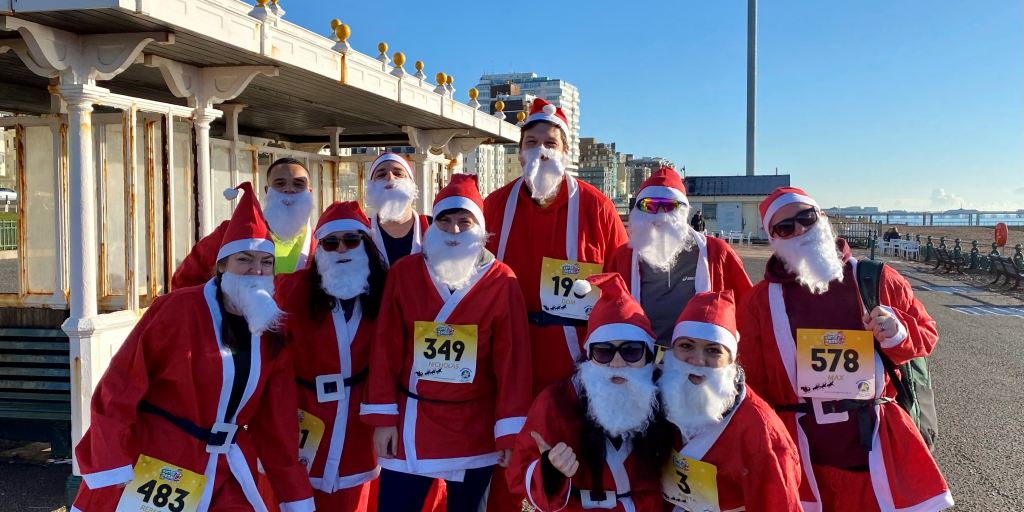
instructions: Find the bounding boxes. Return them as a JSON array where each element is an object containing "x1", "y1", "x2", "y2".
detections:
[{"x1": 856, "y1": 258, "x2": 884, "y2": 313}]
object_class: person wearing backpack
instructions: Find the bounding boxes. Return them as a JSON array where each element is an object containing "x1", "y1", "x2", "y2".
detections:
[{"x1": 735, "y1": 187, "x2": 953, "y2": 512}]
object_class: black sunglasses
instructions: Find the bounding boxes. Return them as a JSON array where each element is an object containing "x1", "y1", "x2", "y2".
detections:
[
  {"x1": 588, "y1": 341, "x2": 648, "y2": 364},
  {"x1": 771, "y1": 208, "x2": 820, "y2": 239},
  {"x1": 320, "y1": 234, "x2": 362, "y2": 252}
]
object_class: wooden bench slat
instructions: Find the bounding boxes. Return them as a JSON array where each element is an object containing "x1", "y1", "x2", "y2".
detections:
[
  {"x1": 0, "y1": 379, "x2": 71, "y2": 391},
  {"x1": 0, "y1": 367, "x2": 71, "y2": 377},
  {"x1": 0, "y1": 328, "x2": 68, "y2": 338},
  {"x1": 0, "y1": 409, "x2": 72, "y2": 421},
  {"x1": 0, "y1": 391, "x2": 71, "y2": 401},
  {"x1": 0, "y1": 400, "x2": 71, "y2": 412},
  {"x1": 0, "y1": 341, "x2": 69, "y2": 351},
  {"x1": 0, "y1": 353, "x2": 69, "y2": 364}
]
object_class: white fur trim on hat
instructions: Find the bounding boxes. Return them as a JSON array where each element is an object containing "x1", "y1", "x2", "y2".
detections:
[
  {"x1": 217, "y1": 238, "x2": 275, "y2": 262},
  {"x1": 572, "y1": 279, "x2": 592, "y2": 296},
  {"x1": 432, "y1": 196, "x2": 485, "y2": 230},
  {"x1": 371, "y1": 153, "x2": 414, "y2": 177},
  {"x1": 525, "y1": 112, "x2": 570, "y2": 139},
  {"x1": 635, "y1": 185, "x2": 688, "y2": 204},
  {"x1": 314, "y1": 219, "x2": 370, "y2": 240},
  {"x1": 762, "y1": 193, "x2": 819, "y2": 237},
  {"x1": 671, "y1": 320, "x2": 738, "y2": 354},
  {"x1": 585, "y1": 323, "x2": 655, "y2": 352}
]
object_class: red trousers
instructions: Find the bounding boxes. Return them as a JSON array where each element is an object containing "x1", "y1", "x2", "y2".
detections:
[
  {"x1": 812, "y1": 464, "x2": 882, "y2": 512},
  {"x1": 486, "y1": 464, "x2": 525, "y2": 512}
]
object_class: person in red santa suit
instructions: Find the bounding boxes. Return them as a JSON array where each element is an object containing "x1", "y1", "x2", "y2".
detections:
[
  {"x1": 172, "y1": 158, "x2": 318, "y2": 289},
  {"x1": 361, "y1": 174, "x2": 532, "y2": 512},
  {"x1": 71, "y1": 182, "x2": 314, "y2": 512},
  {"x1": 657, "y1": 290, "x2": 802, "y2": 512},
  {"x1": 736, "y1": 186, "x2": 953, "y2": 512},
  {"x1": 508, "y1": 273, "x2": 667, "y2": 512},
  {"x1": 267, "y1": 201, "x2": 390, "y2": 511},
  {"x1": 366, "y1": 152, "x2": 432, "y2": 266},
  {"x1": 605, "y1": 168, "x2": 751, "y2": 357}
]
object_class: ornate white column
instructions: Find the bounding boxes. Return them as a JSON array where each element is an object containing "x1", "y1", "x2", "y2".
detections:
[{"x1": 192, "y1": 107, "x2": 219, "y2": 236}]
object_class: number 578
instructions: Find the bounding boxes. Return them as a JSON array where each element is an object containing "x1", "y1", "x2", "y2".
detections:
[{"x1": 810, "y1": 348, "x2": 859, "y2": 372}]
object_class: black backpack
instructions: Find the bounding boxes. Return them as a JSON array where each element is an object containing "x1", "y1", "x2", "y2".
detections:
[{"x1": 856, "y1": 259, "x2": 938, "y2": 450}]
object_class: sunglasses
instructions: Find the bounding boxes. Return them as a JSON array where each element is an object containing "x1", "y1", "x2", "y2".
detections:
[
  {"x1": 636, "y1": 198, "x2": 684, "y2": 214},
  {"x1": 770, "y1": 208, "x2": 820, "y2": 238},
  {"x1": 588, "y1": 341, "x2": 648, "y2": 364},
  {"x1": 320, "y1": 234, "x2": 362, "y2": 252}
]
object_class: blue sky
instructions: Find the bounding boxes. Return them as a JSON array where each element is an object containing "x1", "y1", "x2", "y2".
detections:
[{"x1": 284, "y1": 1, "x2": 1022, "y2": 212}]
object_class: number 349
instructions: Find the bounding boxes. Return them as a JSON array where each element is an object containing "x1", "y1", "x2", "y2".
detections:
[{"x1": 136, "y1": 479, "x2": 189, "y2": 512}]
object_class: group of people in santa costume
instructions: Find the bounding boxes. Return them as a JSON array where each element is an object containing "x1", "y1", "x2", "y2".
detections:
[{"x1": 72, "y1": 95, "x2": 953, "y2": 512}]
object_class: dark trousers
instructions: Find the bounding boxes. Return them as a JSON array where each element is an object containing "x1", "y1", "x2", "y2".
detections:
[{"x1": 378, "y1": 466, "x2": 493, "y2": 512}]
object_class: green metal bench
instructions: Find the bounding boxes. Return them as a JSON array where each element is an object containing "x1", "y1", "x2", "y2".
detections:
[{"x1": 0, "y1": 328, "x2": 72, "y2": 458}]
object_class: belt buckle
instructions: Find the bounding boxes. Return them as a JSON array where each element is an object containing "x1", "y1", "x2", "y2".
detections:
[
  {"x1": 206, "y1": 422, "x2": 238, "y2": 454},
  {"x1": 578, "y1": 489, "x2": 616, "y2": 509},
  {"x1": 315, "y1": 373, "x2": 346, "y2": 403}
]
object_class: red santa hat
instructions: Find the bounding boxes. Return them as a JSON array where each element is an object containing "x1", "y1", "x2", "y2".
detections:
[
  {"x1": 314, "y1": 201, "x2": 371, "y2": 240},
  {"x1": 370, "y1": 152, "x2": 414, "y2": 177},
  {"x1": 432, "y1": 173, "x2": 485, "y2": 229},
  {"x1": 217, "y1": 182, "x2": 274, "y2": 262},
  {"x1": 572, "y1": 273, "x2": 656, "y2": 352},
  {"x1": 759, "y1": 186, "x2": 820, "y2": 238},
  {"x1": 671, "y1": 290, "x2": 739, "y2": 355},
  {"x1": 634, "y1": 167, "x2": 688, "y2": 204},
  {"x1": 524, "y1": 98, "x2": 570, "y2": 139}
]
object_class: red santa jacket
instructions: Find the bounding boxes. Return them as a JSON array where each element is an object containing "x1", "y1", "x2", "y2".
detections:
[
  {"x1": 737, "y1": 243, "x2": 953, "y2": 512},
  {"x1": 663, "y1": 384, "x2": 803, "y2": 512},
  {"x1": 275, "y1": 269, "x2": 379, "y2": 493},
  {"x1": 484, "y1": 176, "x2": 628, "y2": 396},
  {"x1": 171, "y1": 218, "x2": 315, "y2": 289},
  {"x1": 72, "y1": 281, "x2": 313, "y2": 512},
  {"x1": 604, "y1": 231, "x2": 753, "y2": 307},
  {"x1": 508, "y1": 377, "x2": 662, "y2": 512},
  {"x1": 361, "y1": 253, "x2": 532, "y2": 477}
]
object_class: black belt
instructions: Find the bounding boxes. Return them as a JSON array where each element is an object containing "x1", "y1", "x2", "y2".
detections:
[
  {"x1": 569, "y1": 487, "x2": 631, "y2": 501},
  {"x1": 397, "y1": 384, "x2": 475, "y2": 405},
  {"x1": 295, "y1": 366, "x2": 369, "y2": 394},
  {"x1": 528, "y1": 311, "x2": 588, "y2": 327},
  {"x1": 775, "y1": 397, "x2": 893, "y2": 452},
  {"x1": 138, "y1": 400, "x2": 237, "y2": 448}
]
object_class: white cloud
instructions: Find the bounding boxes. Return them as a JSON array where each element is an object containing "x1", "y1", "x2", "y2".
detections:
[{"x1": 929, "y1": 189, "x2": 968, "y2": 210}]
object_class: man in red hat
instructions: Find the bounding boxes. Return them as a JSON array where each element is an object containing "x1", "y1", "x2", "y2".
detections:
[
  {"x1": 507, "y1": 273, "x2": 664, "y2": 512},
  {"x1": 605, "y1": 168, "x2": 751, "y2": 356},
  {"x1": 658, "y1": 290, "x2": 803, "y2": 512},
  {"x1": 172, "y1": 158, "x2": 317, "y2": 288},
  {"x1": 737, "y1": 187, "x2": 952, "y2": 512},
  {"x1": 366, "y1": 152, "x2": 432, "y2": 266},
  {"x1": 362, "y1": 174, "x2": 532, "y2": 511}
]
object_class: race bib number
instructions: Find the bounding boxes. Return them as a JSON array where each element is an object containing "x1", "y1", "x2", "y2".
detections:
[
  {"x1": 797, "y1": 329, "x2": 875, "y2": 400},
  {"x1": 539, "y1": 257, "x2": 602, "y2": 321},
  {"x1": 661, "y1": 449, "x2": 719, "y2": 512},
  {"x1": 413, "y1": 322, "x2": 478, "y2": 384},
  {"x1": 297, "y1": 408, "x2": 325, "y2": 473},
  {"x1": 116, "y1": 455, "x2": 207, "y2": 512}
]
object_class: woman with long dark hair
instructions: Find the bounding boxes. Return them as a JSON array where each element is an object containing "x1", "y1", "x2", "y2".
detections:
[{"x1": 70, "y1": 183, "x2": 313, "y2": 512}]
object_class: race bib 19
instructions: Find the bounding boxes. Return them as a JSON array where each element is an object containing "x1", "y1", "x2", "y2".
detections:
[
  {"x1": 797, "y1": 329, "x2": 875, "y2": 400},
  {"x1": 539, "y1": 257, "x2": 602, "y2": 321},
  {"x1": 297, "y1": 408, "x2": 325, "y2": 473},
  {"x1": 116, "y1": 455, "x2": 207, "y2": 512},
  {"x1": 413, "y1": 322, "x2": 478, "y2": 384},
  {"x1": 661, "y1": 449, "x2": 719, "y2": 512}
]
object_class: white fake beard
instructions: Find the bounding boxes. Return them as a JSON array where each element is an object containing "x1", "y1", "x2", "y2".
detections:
[
  {"x1": 658, "y1": 352, "x2": 739, "y2": 440},
  {"x1": 578, "y1": 360, "x2": 659, "y2": 439},
  {"x1": 366, "y1": 178, "x2": 417, "y2": 223},
  {"x1": 263, "y1": 188, "x2": 313, "y2": 241},
  {"x1": 315, "y1": 245, "x2": 371, "y2": 300},
  {"x1": 220, "y1": 272, "x2": 284, "y2": 335},
  {"x1": 770, "y1": 218, "x2": 845, "y2": 294},
  {"x1": 628, "y1": 207, "x2": 695, "y2": 273},
  {"x1": 422, "y1": 223, "x2": 486, "y2": 290},
  {"x1": 520, "y1": 147, "x2": 568, "y2": 202}
]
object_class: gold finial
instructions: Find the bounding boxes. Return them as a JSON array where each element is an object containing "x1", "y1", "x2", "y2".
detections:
[
  {"x1": 330, "y1": 19, "x2": 341, "y2": 30},
  {"x1": 468, "y1": 88, "x2": 478, "y2": 100},
  {"x1": 415, "y1": 61, "x2": 424, "y2": 72},
  {"x1": 393, "y1": 52, "x2": 405, "y2": 67},
  {"x1": 269, "y1": 0, "x2": 279, "y2": 4},
  {"x1": 335, "y1": 24, "x2": 351, "y2": 42},
  {"x1": 256, "y1": 0, "x2": 268, "y2": 5},
  {"x1": 446, "y1": 75, "x2": 453, "y2": 86},
  {"x1": 495, "y1": 100, "x2": 505, "y2": 112},
  {"x1": 377, "y1": 42, "x2": 388, "y2": 55},
  {"x1": 517, "y1": 111, "x2": 526, "y2": 122},
  {"x1": 435, "y1": 72, "x2": 447, "y2": 86}
]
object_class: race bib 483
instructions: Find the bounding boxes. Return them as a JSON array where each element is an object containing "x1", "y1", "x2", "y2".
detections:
[{"x1": 116, "y1": 455, "x2": 207, "y2": 512}]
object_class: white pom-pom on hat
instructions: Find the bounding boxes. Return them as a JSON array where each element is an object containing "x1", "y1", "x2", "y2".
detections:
[
  {"x1": 572, "y1": 278, "x2": 592, "y2": 296},
  {"x1": 223, "y1": 187, "x2": 239, "y2": 200},
  {"x1": 542, "y1": 103, "x2": 557, "y2": 115}
]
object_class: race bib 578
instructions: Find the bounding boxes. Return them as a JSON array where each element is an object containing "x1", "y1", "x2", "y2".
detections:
[{"x1": 797, "y1": 329, "x2": 875, "y2": 400}]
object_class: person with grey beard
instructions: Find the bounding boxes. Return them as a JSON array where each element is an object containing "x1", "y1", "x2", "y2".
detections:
[
  {"x1": 657, "y1": 290, "x2": 802, "y2": 512},
  {"x1": 737, "y1": 186, "x2": 951, "y2": 512}
]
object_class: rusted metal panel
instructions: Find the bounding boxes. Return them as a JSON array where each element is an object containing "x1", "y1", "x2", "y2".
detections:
[
  {"x1": 59, "y1": 121, "x2": 69, "y2": 302},
  {"x1": 161, "y1": 114, "x2": 174, "y2": 294},
  {"x1": 145, "y1": 120, "x2": 158, "y2": 302},
  {"x1": 15, "y1": 124, "x2": 26, "y2": 297},
  {"x1": 122, "y1": 106, "x2": 139, "y2": 313}
]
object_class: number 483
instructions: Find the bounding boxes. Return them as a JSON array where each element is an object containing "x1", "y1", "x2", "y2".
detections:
[
  {"x1": 810, "y1": 348, "x2": 859, "y2": 372},
  {"x1": 136, "y1": 479, "x2": 189, "y2": 512}
]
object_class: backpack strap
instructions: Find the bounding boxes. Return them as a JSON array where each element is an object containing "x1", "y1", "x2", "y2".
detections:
[{"x1": 855, "y1": 259, "x2": 914, "y2": 410}]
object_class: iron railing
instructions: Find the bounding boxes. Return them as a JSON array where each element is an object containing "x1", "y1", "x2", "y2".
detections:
[{"x1": 0, "y1": 219, "x2": 16, "y2": 250}]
